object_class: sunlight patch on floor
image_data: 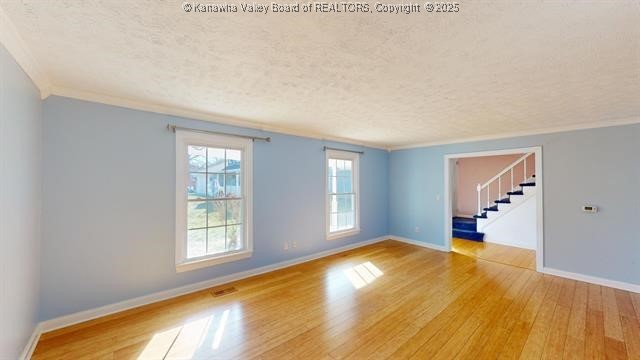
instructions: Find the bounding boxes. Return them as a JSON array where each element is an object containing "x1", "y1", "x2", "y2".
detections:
[
  {"x1": 212, "y1": 309, "x2": 230, "y2": 350},
  {"x1": 137, "y1": 307, "x2": 234, "y2": 360},
  {"x1": 137, "y1": 326, "x2": 182, "y2": 359},
  {"x1": 343, "y1": 261, "x2": 384, "y2": 289}
]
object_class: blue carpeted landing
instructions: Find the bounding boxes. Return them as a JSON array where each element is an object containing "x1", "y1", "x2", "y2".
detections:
[{"x1": 452, "y1": 217, "x2": 484, "y2": 242}]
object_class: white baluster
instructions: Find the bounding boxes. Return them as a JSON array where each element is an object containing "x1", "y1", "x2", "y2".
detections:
[
  {"x1": 524, "y1": 156, "x2": 527, "y2": 183},
  {"x1": 510, "y1": 168, "x2": 514, "y2": 192},
  {"x1": 487, "y1": 185, "x2": 490, "y2": 209},
  {"x1": 498, "y1": 175, "x2": 501, "y2": 199},
  {"x1": 477, "y1": 184, "x2": 481, "y2": 215}
]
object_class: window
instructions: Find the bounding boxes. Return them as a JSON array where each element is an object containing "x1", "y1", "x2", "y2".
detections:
[
  {"x1": 326, "y1": 149, "x2": 360, "y2": 240},
  {"x1": 175, "y1": 131, "x2": 252, "y2": 272}
]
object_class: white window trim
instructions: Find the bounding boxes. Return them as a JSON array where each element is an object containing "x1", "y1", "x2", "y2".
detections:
[
  {"x1": 175, "y1": 130, "x2": 253, "y2": 272},
  {"x1": 325, "y1": 149, "x2": 360, "y2": 240}
]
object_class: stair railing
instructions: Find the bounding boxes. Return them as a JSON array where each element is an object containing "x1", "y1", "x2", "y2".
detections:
[{"x1": 476, "y1": 152, "x2": 533, "y2": 216}]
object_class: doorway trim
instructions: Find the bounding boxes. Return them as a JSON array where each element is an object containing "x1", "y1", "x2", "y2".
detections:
[{"x1": 443, "y1": 146, "x2": 544, "y2": 271}]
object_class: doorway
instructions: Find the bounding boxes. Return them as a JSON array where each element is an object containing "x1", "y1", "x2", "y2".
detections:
[{"x1": 444, "y1": 147, "x2": 543, "y2": 271}]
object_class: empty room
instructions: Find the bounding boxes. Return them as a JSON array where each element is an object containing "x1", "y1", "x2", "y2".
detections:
[{"x1": 1, "y1": 1, "x2": 639, "y2": 359}]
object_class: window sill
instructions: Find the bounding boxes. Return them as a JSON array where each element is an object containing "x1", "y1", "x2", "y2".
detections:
[
  {"x1": 176, "y1": 250, "x2": 252, "y2": 273},
  {"x1": 327, "y1": 228, "x2": 360, "y2": 241}
]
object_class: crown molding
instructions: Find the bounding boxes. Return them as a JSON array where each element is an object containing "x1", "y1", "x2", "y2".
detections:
[
  {"x1": 48, "y1": 86, "x2": 390, "y2": 151},
  {"x1": 0, "y1": 5, "x2": 51, "y2": 98},
  {"x1": 389, "y1": 115, "x2": 640, "y2": 151},
  {"x1": 46, "y1": 85, "x2": 640, "y2": 153}
]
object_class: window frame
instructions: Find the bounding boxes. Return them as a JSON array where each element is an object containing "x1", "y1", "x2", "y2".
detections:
[
  {"x1": 325, "y1": 149, "x2": 360, "y2": 240},
  {"x1": 175, "y1": 130, "x2": 253, "y2": 272}
]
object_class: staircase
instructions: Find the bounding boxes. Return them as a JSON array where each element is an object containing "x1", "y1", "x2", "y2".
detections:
[
  {"x1": 473, "y1": 175, "x2": 536, "y2": 220},
  {"x1": 452, "y1": 152, "x2": 536, "y2": 243}
]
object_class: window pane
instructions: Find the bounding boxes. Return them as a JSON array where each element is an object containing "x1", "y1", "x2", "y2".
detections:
[
  {"x1": 225, "y1": 174, "x2": 241, "y2": 198},
  {"x1": 188, "y1": 146, "x2": 207, "y2": 172},
  {"x1": 207, "y1": 148, "x2": 225, "y2": 173},
  {"x1": 226, "y1": 149, "x2": 241, "y2": 174},
  {"x1": 328, "y1": 159, "x2": 337, "y2": 177},
  {"x1": 329, "y1": 194, "x2": 338, "y2": 214},
  {"x1": 337, "y1": 162, "x2": 352, "y2": 178},
  {"x1": 188, "y1": 173, "x2": 207, "y2": 200},
  {"x1": 207, "y1": 226, "x2": 226, "y2": 255},
  {"x1": 337, "y1": 194, "x2": 354, "y2": 213},
  {"x1": 226, "y1": 199, "x2": 242, "y2": 225},
  {"x1": 207, "y1": 173, "x2": 225, "y2": 199},
  {"x1": 328, "y1": 176, "x2": 337, "y2": 194},
  {"x1": 187, "y1": 201, "x2": 207, "y2": 229},
  {"x1": 207, "y1": 200, "x2": 225, "y2": 228},
  {"x1": 337, "y1": 212, "x2": 355, "y2": 231},
  {"x1": 330, "y1": 194, "x2": 354, "y2": 214},
  {"x1": 337, "y1": 213, "x2": 346, "y2": 229},
  {"x1": 344, "y1": 212, "x2": 355, "y2": 228},
  {"x1": 187, "y1": 229, "x2": 206, "y2": 258},
  {"x1": 330, "y1": 213, "x2": 338, "y2": 232},
  {"x1": 337, "y1": 176, "x2": 352, "y2": 193},
  {"x1": 226, "y1": 224, "x2": 243, "y2": 251}
]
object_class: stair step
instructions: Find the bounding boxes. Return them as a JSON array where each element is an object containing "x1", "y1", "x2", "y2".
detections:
[
  {"x1": 473, "y1": 213, "x2": 487, "y2": 219},
  {"x1": 483, "y1": 206, "x2": 498, "y2": 212},
  {"x1": 452, "y1": 228, "x2": 484, "y2": 242},
  {"x1": 452, "y1": 217, "x2": 477, "y2": 232},
  {"x1": 520, "y1": 182, "x2": 536, "y2": 187},
  {"x1": 507, "y1": 190, "x2": 524, "y2": 196},
  {"x1": 495, "y1": 198, "x2": 511, "y2": 204}
]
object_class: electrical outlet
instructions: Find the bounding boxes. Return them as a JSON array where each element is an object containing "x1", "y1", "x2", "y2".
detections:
[
  {"x1": 283, "y1": 242, "x2": 289, "y2": 251},
  {"x1": 435, "y1": 194, "x2": 440, "y2": 201},
  {"x1": 292, "y1": 241, "x2": 297, "y2": 248},
  {"x1": 415, "y1": 226, "x2": 420, "y2": 233}
]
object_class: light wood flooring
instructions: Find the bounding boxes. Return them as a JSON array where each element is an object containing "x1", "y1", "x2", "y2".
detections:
[
  {"x1": 33, "y1": 240, "x2": 640, "y2": 359},
  {"x1": 452, "y1": 237, "x2": 537, "y2": 270}
]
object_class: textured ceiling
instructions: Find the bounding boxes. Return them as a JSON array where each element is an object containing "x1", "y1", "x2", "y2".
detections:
[{"x1": 2, "y1": 0, "x2": 639, "y2": 148}]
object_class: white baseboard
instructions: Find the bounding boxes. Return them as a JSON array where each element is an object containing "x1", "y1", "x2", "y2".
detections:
[
  {"x1": 38, "y1": 235, "x2": 389, "y2": 334},
  {"x1": 542, "y1": 267, "x2": 640, "y2": 294},
  {"x1": 390, "y1": 235, "x2": 449, "y2": 252},
  {"x1": 20, "y1": 323, "x2": 41, "y2": 360}
]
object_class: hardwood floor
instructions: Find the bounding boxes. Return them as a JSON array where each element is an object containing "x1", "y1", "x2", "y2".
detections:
[
  {"x1": 452, "y1": 237, "x2": 537, "y2": 270},
  {"x1": 33, "y1": 240, "x2": 640, "y2": 359}
]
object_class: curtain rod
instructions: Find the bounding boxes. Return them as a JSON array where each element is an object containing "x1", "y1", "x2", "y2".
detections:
[
  {"x1": 167, "y1": 124, "x2": 271, "y2": 142},
  {"x1": 323, "y1": 146, "x2": 364, "y2": 155}
]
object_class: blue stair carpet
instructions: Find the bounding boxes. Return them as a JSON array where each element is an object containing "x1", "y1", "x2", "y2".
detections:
[{"x1": 452, "y1": 217, "x2": 484, "y2": 242}]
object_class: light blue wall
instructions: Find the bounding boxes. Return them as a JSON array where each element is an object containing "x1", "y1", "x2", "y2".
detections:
[
  {"x1": 0, "y1": 45, "x2": 42, "y2": 358},
  {"x1": 41, "y1": 96, "x2": 389, "y2": 321},
  {"x1": 37, "y1": 95, "x2": 640, "y2": 321},
  {"x1": 389, "y1": 124, "x2": 640, "y2": 285}
]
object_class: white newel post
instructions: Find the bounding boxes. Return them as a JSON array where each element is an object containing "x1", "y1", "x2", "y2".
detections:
[{"x1": 477, "y1": 184, "x2": 481, "y2": 215}]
